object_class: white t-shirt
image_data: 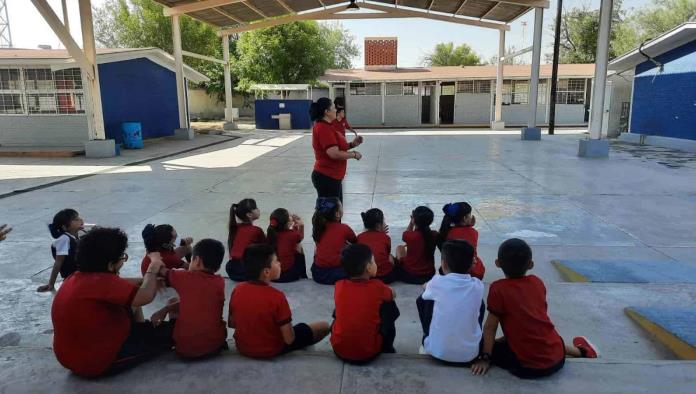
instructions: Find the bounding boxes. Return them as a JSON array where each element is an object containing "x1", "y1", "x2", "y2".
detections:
[
  {"x1": 52, "y1": 233, "x2": 76, "y2": 256},
  {"x1": 422, "y1": 273, "x2": 484, "y2": 363}
]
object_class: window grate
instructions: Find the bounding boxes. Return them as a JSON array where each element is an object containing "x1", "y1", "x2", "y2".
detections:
[{"x1": 0, "y1": 66, "x2": 85, "y2": 115}]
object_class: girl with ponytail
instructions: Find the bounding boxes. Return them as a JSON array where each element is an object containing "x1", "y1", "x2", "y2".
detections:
[
  {"x1": 225, "y1": 198, "x2": 265, "y2": 281},
  {"x1": 356, "y1": 208, "x2": 395, "y2": 283},
  {"x1": 437, "y1": 202, "x2": 485, "y2": 280},
  {"x1": 140, "y1": 223, "x2": 192, "y2": 275},
  {"x1": 267, "y1": 208, "x2": 307, "y2": 283},
  {"x1": 394, "y1": 206, "x2": 438, "y2": 284},
  {"x1": 37, "y1": 208, "x2": 85, "y2": 292},
  {"x1": 310, "y1": 97, "x2": 363, "y2": 203},
  {"x1": 310, "y1": 197, "x2": 356, "y2": 285}
]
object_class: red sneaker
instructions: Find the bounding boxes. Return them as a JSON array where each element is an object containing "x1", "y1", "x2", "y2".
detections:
[{"x1": 573, "y1": 336, "x2": 599, "y2": 358}]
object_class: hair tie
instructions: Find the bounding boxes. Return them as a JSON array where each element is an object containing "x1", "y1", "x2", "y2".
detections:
[
  {"x1": 316, "y1": 197, "x2": 336, "y2": 214},
  {"x1": 443, "y1": 203, "x2": 460, "y2": 218},
  {"x1": 270, "y1": 218, "x2": 279, "y2": 228}
]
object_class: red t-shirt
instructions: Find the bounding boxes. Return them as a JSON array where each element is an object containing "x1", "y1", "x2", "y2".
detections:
[
  {"x1": 446, "y1": 226, "x2": 485, "y2": 280},
  {"x1": 167, "y1": 269, "x2": 227, "y2": 358},
  {"x1": 357, "y1": 230, "x2": 393, "y2": 277},
  {"x1": 274, "y1": 229, "x2": 303, "y2": 272},
  {"x1": 229, "y1": 281, "x2": 292, "y2": 358},
  {"x1": 332, "y1": 117, "x2": 352, "y2": 136},
  {"x1": 312, "y1": 120, "x2": 350, "y2": 180},
  {"x1": 229, "y1": 223, "x2": 266, "y2": 260},
  {"x1": 314, "y1": 222, "x2": 357, "y2": 268},
  {"x1": 51, "y1": 272, "x2": 138, "y2": 377},
  {"x1": 487, "y1": 275, "x2": 565, "y2": 369},
  {"x1": 401, "y1": 230, "x2": 438, "y2": 276},
  {"x1": 331, "y1": 278, "x2": 393, "y2": 361},
  {"x1": 141, "y1": 249, "x2": 186, "y2": 276}
]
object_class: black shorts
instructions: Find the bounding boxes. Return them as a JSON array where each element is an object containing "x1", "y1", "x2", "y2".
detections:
[
  {"x1": 273, "y1": 253, "x2": 308, "y2": 283},
  {"x1": 394, "y1": 265, "x2": 434, "y2": 285},
  {"x1": 311, "y1": 170, "x2": 343, "y2": 202},
  {"x1": 492, "y1": 338, "x2": 565, "y2": 379},
  {"x1": 281, "y1": 323, "x2": 316, "y2": 354},
  {"x1": 225, "y1": 258, "x2": 246, "y2": 282},
  {"x1": 311, "y1": 263, "x2": 347, "y2": 285},
  {"x1": 108, "y1": 320, "x2": 175, "y2": 374},
  {"x1": 376, "y1": 269, "x2": 396, "y2": 284}
]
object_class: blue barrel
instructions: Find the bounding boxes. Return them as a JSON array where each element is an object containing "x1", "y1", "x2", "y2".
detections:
[{"x1": 121, "y1": 122, "x2": 143, "y2": 149}]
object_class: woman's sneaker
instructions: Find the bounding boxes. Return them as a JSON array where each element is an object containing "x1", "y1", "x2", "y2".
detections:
[{"x1": 573, "y1": 336, "x2": 599, "y2": 358}]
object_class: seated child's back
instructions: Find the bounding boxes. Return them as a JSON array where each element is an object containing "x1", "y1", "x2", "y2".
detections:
[
  {"x1": 420, "y1": 240, "x2": 483, "y2": 363},
  {"x1": 166, "y1": 239, "x2": 227, "y2": 358}
]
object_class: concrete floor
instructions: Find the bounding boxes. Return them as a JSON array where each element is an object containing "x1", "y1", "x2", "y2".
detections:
[{"x1": 1, "y1": 129, "x2": 696, "y2": 392}]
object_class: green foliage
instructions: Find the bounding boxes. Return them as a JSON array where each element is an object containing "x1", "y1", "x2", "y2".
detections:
[
  {"x1": 615, "y1": 0, "x2": 696, "y2": 55},
  {"x1": 320, "y1": 22, "x2": 360, "y2": 69},
  {"x1": 423, "y1": 42, "x2": 481, "y2": 66},
  {"x1": 233, "y1": 21, "x2": 354, "y2": 91}
]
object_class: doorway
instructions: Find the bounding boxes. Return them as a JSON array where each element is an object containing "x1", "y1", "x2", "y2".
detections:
[
  {"x1": 439, "y1": 82, "x2": 455, "y2": 124},
  {"x1": 421, "y1": 82, "x2": 435, "y2": 124}
]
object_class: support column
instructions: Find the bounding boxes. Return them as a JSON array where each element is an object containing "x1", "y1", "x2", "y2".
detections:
[
  {"x1": 222, "y1": 33, "x2": 237, "y2": 130},
  {"x1": 79, "y1": 0, "x2": 104, "y2": 140},
  {"x1": 522, "y1": 7, "x2": 543, "y2": 140},
  {"x1": 381, "y1": 82, "x2": 386, "y2": 125},
  {"x1": 61, "y1": 0, "x2": 69, "y2": 33},
  {"x1": 491, "y1": 29, "x2": 506, "y2": 130},
  {"x1": 172, "y1": 14, "x2": 193, "y2": 139},
  {"x1": 435, "y1": 80, "x2": 441, "y2": 126},
  {"x1": 579, "y1": 0, "x2": 612, "y2": 157}
]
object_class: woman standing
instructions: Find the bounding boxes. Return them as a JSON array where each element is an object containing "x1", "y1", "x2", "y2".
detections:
[{"x1": 310, "y1": 97, "x2": 363, "y2": 202}]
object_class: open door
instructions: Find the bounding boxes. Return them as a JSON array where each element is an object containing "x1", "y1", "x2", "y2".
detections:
[
  {"x1": 439, "y1": 82, "x2": 455, "y2": 124},
  {"x1": 421, "y1": 82, "x2": 434, "y2": 124}
]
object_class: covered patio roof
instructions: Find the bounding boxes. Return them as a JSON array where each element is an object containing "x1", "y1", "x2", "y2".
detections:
[{"x1": 152, "y1": 0, "x2": 548, "y2": 32}]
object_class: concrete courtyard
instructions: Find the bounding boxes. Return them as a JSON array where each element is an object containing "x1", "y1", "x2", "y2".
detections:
[{"x1": 1, "y1": 129, "x2": 696, "y2": 393}]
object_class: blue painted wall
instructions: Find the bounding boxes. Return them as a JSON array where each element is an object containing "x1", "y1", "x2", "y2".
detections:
[
  {"x1": 631, "y1": 39, "x2": 696, "y2": 140},
  {"x1": 98, "y1": 58, "x2": 182, "y2": 143},
  {"x1": 255, "y1": 99, "x2": 312, "y2": 129}
]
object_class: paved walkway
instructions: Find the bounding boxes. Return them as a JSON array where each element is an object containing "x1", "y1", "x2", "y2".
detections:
[{"x1": 1, "y1": 129, "x2": 696, "y2": 392}]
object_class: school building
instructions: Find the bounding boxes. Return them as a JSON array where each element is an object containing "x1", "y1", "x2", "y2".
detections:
[
  {"x1": 320, "y1": 37, "x2": 595, "y2": 128},
  {"x1": 0, "y1": 47, "x2": 207, "y2": 147},
  {"x1": 608, "y1": 22, "x2": 696, "y2": 151}
]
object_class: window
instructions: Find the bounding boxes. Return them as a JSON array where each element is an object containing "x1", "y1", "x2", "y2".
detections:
[
  {"x1": 0, "y1": 68, "x2": 23, "y2": 114},
  {"x1": 349, "y1": 82, "x2": 381, "y2": 96},
  {"x1": 21, "y1": 67, "x2": 85, "y2": 114},
  {"x1": 556, "y1": 78, "x2": 585, "y2": 104},
  {"x1": 403, "y1": 81, "x2": 417, "y2": 95},
  {"x1": 511, "y1": 81, "x2": 529, "y2": 104},
  {"x1": 386, "y1": 82, "x2": 402, "y2": 96},
  {"x1": 457, "y1": 80, "x2": 491, "y2": 94}
]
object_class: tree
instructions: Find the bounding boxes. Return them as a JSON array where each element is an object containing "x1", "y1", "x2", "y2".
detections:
[
  {"x1": 423, "y1": 42, "x2": 481, "y2": 66},
  {"x1": 233, "y1": 21, "x2": 352, "y2": 91},
  {"x1": 319, "y1": 22, "x2": 360, "y2": 69}
]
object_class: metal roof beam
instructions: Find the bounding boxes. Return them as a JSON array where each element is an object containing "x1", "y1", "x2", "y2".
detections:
[
  {"x1": 164, "y1": 0, "x2": 246, "y2": 16},
  {"x1": 360, "y1": 2, "x2": 509, "y2": 30},
  {"x1": 242, "y1": 1, "x2": 268, "y2": 18}
]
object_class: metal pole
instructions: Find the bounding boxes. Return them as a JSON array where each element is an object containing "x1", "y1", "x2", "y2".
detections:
[
  {"x1": 61, "y1": 0, "x2": 69, "y2": 34},
  {"x1": 588, "y1": 0, "x2": 613, "y2": 140},
  {"x1": 548, "y1": 0, "x2": 563, "y2": 135},
  {"x1": 79, "y1": 0, "x2": 105, "y2": 139},
  {"x1": 172, "y1": 14, "x2": 188, "y2": 129},
  {"x1": 493, "y1": 29, "x2": 505, "y2": 129},
  {"x1": 222, "y1": 34, "x2": 234, "y2": 122},
  {"x1": 527, "y1": 7, "x2": 543, "y2": 129}
]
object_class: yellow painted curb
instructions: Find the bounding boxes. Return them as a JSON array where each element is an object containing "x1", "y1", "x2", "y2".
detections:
[
  {"x1": 625, "y1": 308, "x2": 696, "y2": 360},
  {"x1": 551, "y1": 260, "x2": 589, "y2": 283}
]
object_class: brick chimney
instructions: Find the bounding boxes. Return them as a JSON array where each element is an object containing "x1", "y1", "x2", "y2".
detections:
[{"x1": 364, "y1": 37, "x2": 397, "y2": 70}]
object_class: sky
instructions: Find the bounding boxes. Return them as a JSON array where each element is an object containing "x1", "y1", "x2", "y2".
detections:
[{"x1": 8, "y1": 0, "x2": 654, "y2": 67}]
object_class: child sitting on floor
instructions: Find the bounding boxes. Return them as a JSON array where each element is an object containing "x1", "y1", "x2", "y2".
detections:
[
  {"x1": 157, "y1": 238, "x2": 228, "y2": 359},
  {"x1": 331, "y1": 244, "x2": 400, "y2": 364},
  {"x1": 471, "y1": 238, "x2": 599, "y2": 379},
  {"x1": 38, "y1": 209, "x2": 85, "y2": 292},
  {"x1": 417, "y1": 240, "x2": 483, "y2": 365},
  {"x1": 311, "y1": 197, "x2": 357, "y2": 285},
  {"x1": 226, "y1": 198, "x2": 266, "y2": 281},
  {"x1": 141, "y1": 223, "x2": 192, "y2": 275},
  {"x1": 267, "y1": 208, "x2": 307, "y2": 283},
  {"x1": 438, "y1": 202, "x2": 485, "y2": 280},
  {"x1": 357, "y1": 208, "x2": 395, "y2": 283},
  {"x1": 394, "y1": 206, "x2": 438, "y2": 284},
  {"x1": 228, "y1": 244, "x2": 329, "y2": 358}
]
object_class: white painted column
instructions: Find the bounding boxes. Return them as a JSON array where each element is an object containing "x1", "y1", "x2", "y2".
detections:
[
  {"x1": 222, "y1": 33, "x2": 234, "y2": 122},
  {"x1": 492, "y1": 29, "x2": 505, "y2": 129},
  {"x1": 435, "y1": 80, "x2": 441, "y2": 126},
  {"x1": 61, "y1": 0, "x2": 69, "y2": 33},
  {"x1": 172, "y1": 14, "x2": 188, "y2": 129},
  {"x1": 78, "y1": 0, "x2": 105, "y2": 140},
  {"x1": 588, "y1": 0, "x2": 613, "y2": 140},
  {"x1": 381, "y1": 82, "x2": 386, "y2": 125},
  {"x1": 527, "y1": 7, "x2": 543, "y2": 129}
]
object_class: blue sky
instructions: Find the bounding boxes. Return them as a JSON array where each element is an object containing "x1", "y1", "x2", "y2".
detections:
[{"x1": 11, "y1": 0, "x2": 653, "y2": 67}]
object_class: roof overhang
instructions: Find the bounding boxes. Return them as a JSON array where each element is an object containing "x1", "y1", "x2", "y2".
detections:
[
  {"x1": 0, "y1": 48, "x2": 210, "y2": 83},
  {"x1": 609, "y1": 22, "x2": 696, "y2": 72},
  {"x1": 153, "y1": 1, "x2": 548, "y2": 33},
  {"x1": 250, "y1": 83, "x2": 311, "y2": 90}
]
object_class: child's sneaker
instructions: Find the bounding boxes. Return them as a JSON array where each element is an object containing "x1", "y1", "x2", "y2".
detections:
[{"x1": 573, "y1": 336, "x2": 599, "y2": 358}]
